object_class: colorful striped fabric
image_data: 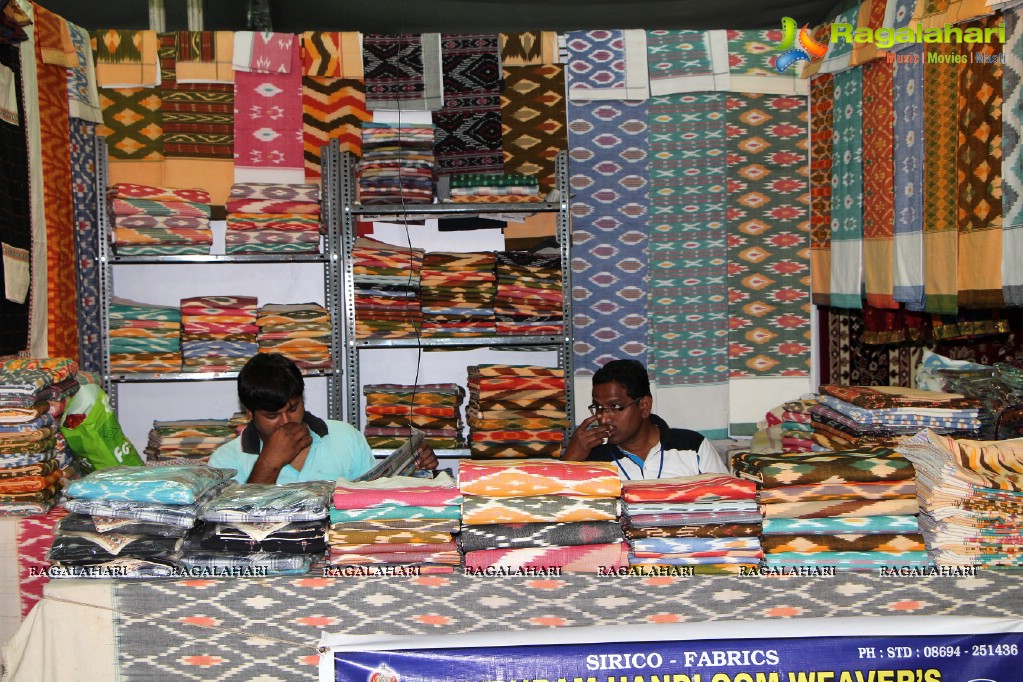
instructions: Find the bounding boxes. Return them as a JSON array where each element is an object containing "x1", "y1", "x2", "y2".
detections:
[
  {"x1": 732, "y1": 449, "x2": 915, "y2": 487},
  {"x1": 332, "y1": 486, "x2": 461, "y2": 510},
  {"x1": 459, "y1": 520, "x2": 624, "y2": 551},
  {"x1": 763, "y1": 550, "x2": 931, "y2": 569},
  {"x1": 458, "y1": 459, "x2": 620, "y2": 498},
  {"x1": 762, "y1": 515, "x2": 920, "y2": 535},
  {"x1": 109, "y1": 183, "x2": 210, "y2": 204},
  {"x1": 761, "y1": 533, "x2": 926, "y2": 553},
  {"x1": 461, "y1": 495, "x2": 619, "y2": 525},
  {"x1": 622, "y1": 522, "x2": 762, "y2": 539},
  {"x1": 464, "y1": 542, "x2": 629, "y2": 573},
  {"x1": 758, "y1": 480, "x2": 917, "y2": 504},
  {"x1": 622, "y1": 475, "x2": 755, "y2": 504},
  {"x1": 760, "y1": 498, "x2": 919, "y2": 519}
]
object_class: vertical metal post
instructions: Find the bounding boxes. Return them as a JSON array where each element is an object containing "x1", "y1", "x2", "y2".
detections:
[{"x1": 94, "y1": 138, "x2": 116, "y2": 410}]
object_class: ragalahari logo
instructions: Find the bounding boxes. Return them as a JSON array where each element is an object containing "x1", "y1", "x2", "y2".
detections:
[{"x1": 775, "y1": 17, "x2": 829, "y2": 72}]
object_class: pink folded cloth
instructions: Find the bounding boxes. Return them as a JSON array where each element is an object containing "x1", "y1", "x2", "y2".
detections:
[
  {"x1": 463, "y1": 542, "x2": 629, "y2": 573},
  {"x1": 332, "y1": 485, "x2": 462, "y2": 510},
  {"x1": 225, "y1": 198, "x2": 321, "y2": 215}
]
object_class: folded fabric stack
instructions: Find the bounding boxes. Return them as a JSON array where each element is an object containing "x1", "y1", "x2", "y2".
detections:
[
  {"x1": 143, "y1": 418, "x2": 238, "y2": 465},
  {"x1": 898, "y1": 429, "x2": 1023, "y2": 567},
  {"x1": 352, "y1": 237, "x2": 424, "y2": 338},
  {"x1": 52, "y1": 465, "x2": 236, "y2": 578},
  {"x1": 493, "y1": 251, "x2": 563, "y2": 336},
  {"x1": 180, "y1": 295, "x2": 259, "y2": 372},
  {"x1": 750, "y1": 398, "x2": 818, "y2": 454},
  {"x1": 109, "y1": 298, "x2": 183, "y2": 373},
  {"x1": 256, "y1": 303, "x2": 332, "y2": 370},
  {"x1": 363, "y1": 383, "x2": 466, "y2": 449},
  {"x1": 328, "y1": 474, "x2": 462, "y2": 573},
  {"x1": 108, "y1": 183, "x2": 213, "y2": 256},
  {"x1": 0, "y1": 368, "x2": 64, "y2": 515},
  {"x1": 733, "y1": 448, "x2": 930, "y2": 571},
  {"x1": 467, "y1": 364, "x2": 566, "y2": 459},
  {"x1": 185, "y1": 481, "x2": 332, "y2": 576},
  {"x1": 225, "y1": 183, "x2": 323, "y2": 255},
  {"x1": 811, "y1": 385, "x2": 983, "y2": 451},
  {"x1": 459, "y1": 459, "x2": 626, "y2": 573},
  {"x1": 420, "y1": 251, "x2": 497, "y2": 337},
  {"x1": 449, "y1": 172, "x2": 542, "y2": 203},
  {"x1": 621, "y1": 474, "x2": 763, "y2": 574},
  {"x1": 358, "y1": 123, "x2": 436, "y2": 204}
]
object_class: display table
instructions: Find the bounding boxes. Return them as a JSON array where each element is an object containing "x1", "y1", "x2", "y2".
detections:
[{"x1": 4, "y1": 569, "x2": 1023, "y2": 681}]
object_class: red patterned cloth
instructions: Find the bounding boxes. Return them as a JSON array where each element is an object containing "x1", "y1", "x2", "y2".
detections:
[
  {"x1": 109, "y1": 183, "x2": 211, "y2": 204},
  {"x1": 464, "y1": 541, "x2": 629, "y2": 573},
  {"x1": 332, "y1": 486, "x2": 461, "y2": 510},
  {"x1": 458, "y1": 459, "x2": 621, "y2": 498},
  {"x1": 13, "y1": 507, "x2": 67, "y2": 618},
  {"x1": 622, "y1": 475, "x2": 757, "y2": 504},
  {"x1": 225, "y1": 198, "x2": 321, "y2": 215}
]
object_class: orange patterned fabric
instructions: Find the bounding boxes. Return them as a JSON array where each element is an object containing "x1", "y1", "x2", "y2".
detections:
[
  {"x1": 862, "y1": 58, "x2": 896, "y2": 309},
  {"x1": 458, "y1": 459, "x2": 621, "y2": 498},
  {"x1": 809, "y1": 74, "x2": 834, "y2": 307}
]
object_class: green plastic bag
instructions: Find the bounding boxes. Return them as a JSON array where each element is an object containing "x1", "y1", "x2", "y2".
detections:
[{"x1": 61, "y1": 384, "x2": 144, "y2": 472}]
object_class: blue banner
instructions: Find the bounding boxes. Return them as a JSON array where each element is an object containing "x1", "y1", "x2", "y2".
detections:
[{"x1": 333, "y1": 632, "x2": 1021, "y2": 682}]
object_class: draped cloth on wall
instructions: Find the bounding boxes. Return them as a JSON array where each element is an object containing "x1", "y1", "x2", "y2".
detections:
[
  {"x1": 861, "y1": 58, "x2": 896, "y2": 310},
  {"x1": 956, "y1": 15, "x2": 1004, "y2": 308},
  {"x1": 69, "y1": 120, "x2": 100, "y2": 373},
  {"x1": 302, "y1": 77, "x2": 368, "y2": 178},
  {"x1": 809, "y1": 74, "x2": 833, "y2": 308},
  {"x1": 646, "y1": 29, "x2": 729, "y2": 95},
  {"x1": 646, "y1": 92, "x2": 728, "y2": 388},
  {"x1": 363, "y1": 33, "x2": 443, "y2": 111},
  {"x1": 819, "y1": 306, "x2": 921, "y2": 388},
  {"x1": 499, "y1": 63, "x2": 566, "y2": 193},
  {"x1": 0, "y1": 44, "x2": 29, "y2": 355},
  {"x1": 33, "y1": 4, "x2": 77, "y2": 359},
  {"x1": 1006, "y1": 11, "x2": 1023, "y2": 308},
  {"x1": 568, "y1": 99, "x2": 650, "y2": 376},
  {"x1": 725, "y1": 93, "x2": 811, "y2": 378},
  {"x1": 892, "y1": 45, "x2": 925, "y2": 311},
  {"x1": 829, "y1": 68, "x2": 863, "y2": 310}
]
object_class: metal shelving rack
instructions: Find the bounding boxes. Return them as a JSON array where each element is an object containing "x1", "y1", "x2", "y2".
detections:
[
  {"x1": 332, "y1": 148, "x2": 574, "y2": 438},
  {"x1": 95, "y1": 137, "x2": 344, "y2": 418}
]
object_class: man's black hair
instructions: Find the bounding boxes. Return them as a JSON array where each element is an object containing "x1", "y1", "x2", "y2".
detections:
[
  {"x1": 592, "y1": 359, "x2": 651, "y2": 400},
  {"x1": 237, "y1": 353, "x2": 305, "y2": 412}
]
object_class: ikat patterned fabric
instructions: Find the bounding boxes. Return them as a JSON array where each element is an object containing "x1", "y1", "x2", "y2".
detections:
[
  {"x1": 500, "y1": 63, "x2": 566, "y2": 192},
  {"x1": 458, "y1": 459, "x2": 620, "y2": 498},
  {"x1": 161, "y1": 33, "x2": 235, "y2": 161},
  {"x1": 622, "y1": 475, "x2": 755, "y2": 503},
  {"x1": 809, "y1": 73, "x2": 833, "y2": 307},
  {"x1": 1005, "y1": 10, "x2": 1023, "y2": 307},
  {"x1": 861, "y1": 59, "x2": 895, "y2": 310},
  {"x1": 66, "y1": 465, "x2": 236, "y2": 505},
  {"x1": 564, "y1": 30, "x2": 648, "y2": 101},
  {"x1": 732, "y1": 448, "x2": 915, "y2": 488},
  {"x1": 646, "y1": 30, "x2": 729, "y2": 95},
  {"x1": 464, "y1": 542, "x2": 629, "y2": 573},
  {"x1": 892, "y1": 45, "x2": 925, "y2": 310},
  {"x1": 461, "y1": 494, "x2": 619, "y2": 525},
  {"x1": 69, "y1": 120, "x2": 101, "y2": 373},
  {"x1": 828, "y1": 68, "x2": 862, "y2": 310},
  {"x1": 363, "y1": 33, "x2": 443, "y2": 111},
  {"x1": 459, "y1": 520, "x2": 624, "y2": 551}
]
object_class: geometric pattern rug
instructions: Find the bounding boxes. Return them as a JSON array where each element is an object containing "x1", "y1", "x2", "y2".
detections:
[{"x1": 110, "y1": 571, "x2": 1023, "y2": 680}]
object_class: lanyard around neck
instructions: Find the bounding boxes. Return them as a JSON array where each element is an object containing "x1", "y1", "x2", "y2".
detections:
[{"x1": 614, "y1": 442, "x2": 665, "y2": 481}]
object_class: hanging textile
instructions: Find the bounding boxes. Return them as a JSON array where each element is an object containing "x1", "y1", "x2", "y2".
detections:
[
  {"x1": 498, "y1": 32, "x2": 558, "y2": 67},
  {"x1": 957, "y1": 15, "x2": 1004, "y2": 308},
  {"x1": 809, "y1": 74, "x2": 833, "y2": 308},
  {"x1": 0, "y1": 44, "x2": 29, "y2": 355},
  {"x1": 301, "y1": 31, "x2": 362, "y2": 79},
  {"x1": 564, "y1": 30, "x2": 649, "y2": 101},
  {"x1": 1006, "y1": 10, "x2": 1023, "y2": 307},
  {"x1": 302, "y1": 77, "x2": 368, "y2": 177},
  {"x1": 850, "y1": 0, "x2": 891, "y2": 66},
  {"x1": 646, "y1": 29, "x2": 729, "y2": 95},
  {"x1": 362, "y1": 33, "x2": 443, "y2": 111},
  {"x1": 892, "y1": 45, "x2": 925, "y2": 311},
  {"x1": 500, "y1": 63, "x2": 566, "y2": 193},
  {"x1": 829, "y1": 68, "x2": 863, "y2": 310},
  {"x1": 65, "y1": 23, "x2": 101, "y2": 123},
  {"x1": 69, "y1": 121, "x2": 100, "y2": 373},
  {"x1": 726, "y1": 29, "x2": 807, "y2": 95},
  {"x1": 163, "y1": 33, "x2": 234, "y2": 160},
  {"x1": 91, "y1": 29, "x2": 159, "y2": 87},
  {"x1": 819, "y1": 306, "x2": 921, "y2": 387},
  {"x1": 861, "y1": 59, "x2": 896, "y2": 310},
  {"x1": 567, "y1": 99, "x2": 650, "y2": 376}
]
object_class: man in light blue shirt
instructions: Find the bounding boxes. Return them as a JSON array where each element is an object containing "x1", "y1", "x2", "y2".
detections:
[{"x1": 209, "y1": 353, "x2": 437, "y2": 484}]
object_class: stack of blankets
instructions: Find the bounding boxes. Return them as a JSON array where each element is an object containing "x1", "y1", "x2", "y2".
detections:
[
  {"x1": 53, "y1": 465, "x2": 235, "y2": 578},
  {"x1": 419, "y1": 251, "x2": 497, "y2": 337},
  {"x1": 358, "y1": 123, "x2": 436, "y2": 205},
  {"x1": 449, "y1": 173, "x2": 542, "y2": 203},
  {"x1": 621, "y1": 474, "x2": 764, "y2": 574},
  {"x1": 493, "y1": 251, "x2": 563, "y2": 336},
  {"x1": 185, "y1": 481, "x2": 332, "y2": 576},
  {"x1": 180, "y1": 295, "x2": 259, "y2": 372},
  {"x1": 458, "y1": 459, "x2": 627, "y2": 573},
  {"x1": 899, "y1": 429, "x2": 1023, "y2": 567},
  {"x1": 225, "y1": 183, "x2": 323, "y2": 255},
  {"x1": 750, "y1": 398, "x2": 817, "y2": 453},
  {"x1": 256, "y1": 302, "x2": 332, "y2": 370},
  {"x1": 733, "y1": 448, "x2": 930, "y2": 571},
  {"x1": 0, "y1": 361, "x2": 77, "y2": 515},
  {"x1": 328, "y1": 474, "x2": 462, "y2": 573},
  {"x1": 108, "y1": 183, "x2": 213, "y2": 256},
  {"x1": 352, "y1": 237, "x2": 424, "y2": 338},
  {"x1": 466, "y1": 364, "x2": 566, "y2": 459},
  {"x1": 143, "y1": 418, "x2": 238, "y2": 465},
  {"x1": 812, "y1": 385, "x2": 983, "y2": 450},
  {"x1": 108, "y1": 298, "x2": 182, "y2": 373},
  {"x1": 362, "y1": 383, "x2": 466, "y2": 450}
]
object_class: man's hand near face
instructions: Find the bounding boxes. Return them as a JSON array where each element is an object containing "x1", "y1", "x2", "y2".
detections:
[{"x1": 247, "y1": 421, "x2": 312, "y2": 484}]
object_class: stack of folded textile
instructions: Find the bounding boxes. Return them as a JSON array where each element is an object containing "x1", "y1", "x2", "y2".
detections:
[
  {"x1": 256, "y1": 303, "x2": 332, "y2": 369},
  {"x1": 733, "y1": 448, "x2": 929, "y2": 571},
  {"x1": 419, "y1": 251, "x2": 497, "y2": 337},
  {"x1": 180, "y1": 295, "x2": 259, "y2": 372},
  {"x1": 750, "y1": 398, "x2": 818, "y2": 453},
  {"x1": 108, "y1": 183, "x2": 213, "y2": 256},
  {"x1": 143, "y1": 418, "x2": 238, "y2": 465},
  {"x1": 458, "y1": 459, "x2": 627, "y2": 573},
  {"x1": 108, "y1": 298, "x2": 183, "y2": 373},
  {"x1": 358, "y1": 123, "x2": 436, "y2": 204},
  {"x1": 225, "y1": 183, "x2": 323, "y2": 255},
  {"x1": 493, "y1": 251, "x2": 563, "y2": 335},
  {"x1": 328, "y1": 474, "x2": 462, "y2": 573},
  {"x1": 899, "y1": 429, "x2": 1023, "y2": 567},
  {"x1": 51, "y1": 465, "x2": 236, "y2": 578},
  {"x1": 449, "y1": 173, "x2": 542, "y2": 203},
  {"x1": 0, "y1": 368, "x2": 64, "y2": 515},
  {"x1": 185, "y1": 481, "x2": 332, "y2": 576},
  {"x1": 812, "y1": 385, "x2": 983, "y2": 450},
  {"x1": 467, "y1": 364, "x2": 566, "y2": 459},
  {"x1": 352, "y1": 237, "x2": 424, "y2": 338},
  {"x1": 621, "y1": 474, "x2": 763, "y2": 574},
  {"x1": 362, "y1": 383, "x2": 466, "y2": 449}
]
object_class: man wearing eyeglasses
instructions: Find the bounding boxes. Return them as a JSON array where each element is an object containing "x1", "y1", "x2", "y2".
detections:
[{"x1": 562, "y1": 359, "x2": 728, "y2": 480}]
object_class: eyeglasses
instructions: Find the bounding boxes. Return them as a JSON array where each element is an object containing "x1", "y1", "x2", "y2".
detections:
[{"x1": 588, "y1": 398, "x2": 641, "y2": 417}]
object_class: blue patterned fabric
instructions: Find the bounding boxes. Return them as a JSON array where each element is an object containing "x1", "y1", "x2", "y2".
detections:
[
  {"x1": 565, "y1": 30, "x2": 627, "y2": 95},
  {"x1": 66, "y1": 465, "x2": 237, "y2": 505},
  {"x1": 568, "y1": 99, "x2": 650, "y2": 376},
  {"x1": 891, "y1": 0, "x2": 919, "y2": 32},
  {"x1": 762, "y1": 515, "x2": 920, "y2": 535},
  {"x1": 69, "y1": 120, "x2": 100, "y2": 372},
  {"x1": 892, "y1": 45, "x2": 925, "y2": 311}
]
